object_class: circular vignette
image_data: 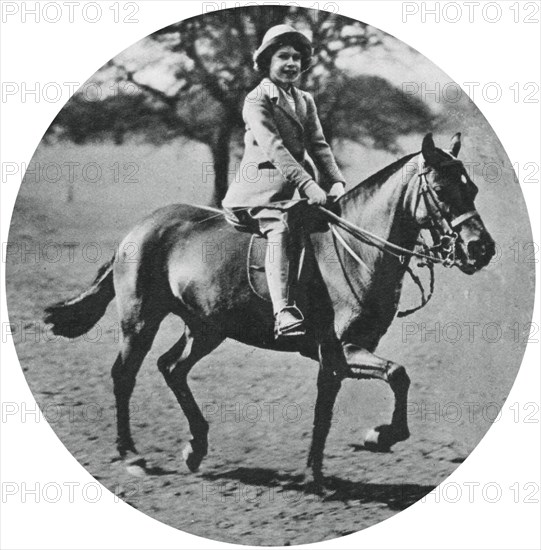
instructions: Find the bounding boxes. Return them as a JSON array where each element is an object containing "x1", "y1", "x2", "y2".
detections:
[{"x1": 5, "y1": 5, "x2": 536, "y2": 548}]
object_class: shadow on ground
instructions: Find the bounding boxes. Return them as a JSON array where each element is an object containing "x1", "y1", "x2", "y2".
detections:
[{"x1": 202, "y1": 467, "x2": 434, "y2": 510}]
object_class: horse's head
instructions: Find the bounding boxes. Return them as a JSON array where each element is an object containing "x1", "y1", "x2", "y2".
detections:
[{"x1": 413, "y1": 133, "x2": 495, "y2": 274}]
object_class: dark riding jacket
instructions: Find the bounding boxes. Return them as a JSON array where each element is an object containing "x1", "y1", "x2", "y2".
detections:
[{"x1": 222, "y1": 78, "x2": 345, "y2": 207}]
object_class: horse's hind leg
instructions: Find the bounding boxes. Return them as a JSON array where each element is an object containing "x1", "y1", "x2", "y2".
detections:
[
  {"x1": 343, "y1": 344, "x2": 411, "y2": 452},
  {"x1": 111, "y1": 317, "x2": 162, "y2": 470},
  {"x1": 307, "y1": 338, "x2": 345, "y2": 487},
  {"x1": 157, "y1": 325, "x2": 223, "y2": 472}
]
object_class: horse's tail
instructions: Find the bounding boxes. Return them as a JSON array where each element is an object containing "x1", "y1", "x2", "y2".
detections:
[{"x1": 44, "y1": 256, "x2": 116, "y2": 338}]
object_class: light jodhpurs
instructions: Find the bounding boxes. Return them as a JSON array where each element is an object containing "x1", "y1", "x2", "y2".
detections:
[{"x1": 250, "y1": 208, "x2": 301, "y2": 315}]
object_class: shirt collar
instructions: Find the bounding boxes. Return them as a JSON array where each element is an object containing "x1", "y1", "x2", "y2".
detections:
[{"x1": 261, "y1": 78, "x2": 294, "y2": 101}]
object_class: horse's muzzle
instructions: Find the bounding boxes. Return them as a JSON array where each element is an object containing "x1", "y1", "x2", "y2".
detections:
[
  {"x1": 452, "y1": 212, "x2": 496, "y2": 274},
  {"x1": 456, "y1": 233, "x2": 496, "y2": 274}
]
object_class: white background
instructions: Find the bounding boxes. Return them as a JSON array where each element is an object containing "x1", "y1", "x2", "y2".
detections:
[{"x1": 1, "y1": 1, "x2": 540, "y2": 549}]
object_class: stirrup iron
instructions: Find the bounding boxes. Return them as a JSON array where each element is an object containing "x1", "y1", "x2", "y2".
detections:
[{"x1": 274, "y1": 305, "x2": 306, "y2": 338}]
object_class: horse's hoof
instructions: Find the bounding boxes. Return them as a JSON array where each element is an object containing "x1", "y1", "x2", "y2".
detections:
[
  {"x1": 305, "y1": 480, "x2": 324, "y2": 496},
  {"x1": 364, "y1": 427, "x2": 393, "y2": 452},
  {"x1": 302, "y1": 464, "x2": 326, "y2": 496},
  {"x1": 303, "y1": 473, "x2": 333, "y2": 499},
  {"x1": 182, "y1": 442, "x2": 204, "y2": 472},
  {"x1": 125, "y1": 455, "x2": 147, "y2": 477},
  {"x1": 364, "y1": 425, "x2": 409, "y2": 452}
]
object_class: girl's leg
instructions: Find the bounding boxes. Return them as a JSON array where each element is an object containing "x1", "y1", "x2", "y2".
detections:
[{"x1": 254, "y1": 209, "x2": 305, "y2": 336}]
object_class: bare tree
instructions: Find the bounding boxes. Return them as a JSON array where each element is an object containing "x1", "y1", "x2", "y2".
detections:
[{"x1": 48, "y1": 7, "x2": 435, "y2": 206}]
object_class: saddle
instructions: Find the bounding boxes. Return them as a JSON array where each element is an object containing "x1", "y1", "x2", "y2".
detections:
[{"x1": 224, "y1": 202, "x2": 334, "y2": 302}]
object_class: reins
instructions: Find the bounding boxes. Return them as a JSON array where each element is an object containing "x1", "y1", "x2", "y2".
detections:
[
  {"x1": 320, "y1": 206, "x2": 437, "y2": 317},
  {"x1": 318, "y1": 205, "x2": 447, "y2": 265},
  {"x1": 325, "y1": 214, "x2": 435, "y2": 317}
]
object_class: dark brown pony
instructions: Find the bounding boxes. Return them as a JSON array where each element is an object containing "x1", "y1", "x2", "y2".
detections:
[{"x1": 44, "y1": 133, "x2": 495, "y2": 486}]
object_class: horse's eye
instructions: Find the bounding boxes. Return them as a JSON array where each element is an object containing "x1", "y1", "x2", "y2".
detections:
[{"x1": 461, "y1": 174, "x2": 468, "y2": 184}]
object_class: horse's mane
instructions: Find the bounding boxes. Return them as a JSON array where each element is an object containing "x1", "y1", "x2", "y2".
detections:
[{"x1": 342, "y1": 151, "x2": 420, "y2": 201}]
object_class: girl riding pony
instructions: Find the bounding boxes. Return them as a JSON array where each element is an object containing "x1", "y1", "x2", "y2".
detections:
[{"x1": 223, "y1": 24, "x2": 347, "y2": 338}]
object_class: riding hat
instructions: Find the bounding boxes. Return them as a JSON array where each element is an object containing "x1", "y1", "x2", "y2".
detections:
[{"x1": 253, "y1": 24, "x2": 312, "y2": 72}]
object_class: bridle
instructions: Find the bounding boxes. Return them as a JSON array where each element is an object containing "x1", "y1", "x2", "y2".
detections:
[
  {"x1": 320, "y1": 153, "x2": 480, "y2": 316},
  {"x1": 415, "y1": 156, "x2": 478, "y2": 267}
]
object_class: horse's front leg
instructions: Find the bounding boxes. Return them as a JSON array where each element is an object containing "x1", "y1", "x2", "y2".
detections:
[
  {"x1": 343, "y1": 344, "x2": 410, "y2": 451},
  {"x1": 307, "y1": 338, "x2": 345, "y2": 487}
]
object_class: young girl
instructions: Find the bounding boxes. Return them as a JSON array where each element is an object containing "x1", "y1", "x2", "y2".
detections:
[{"x1": 223, "y1": 24, "x2": 347, "y2": 338}]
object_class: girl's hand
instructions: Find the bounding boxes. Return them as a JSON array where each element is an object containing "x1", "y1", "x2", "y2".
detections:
[
  {"x1": 303, "y1": 181, "x2": 328, "y2": 205},
  {"x1": 329, "y1": 182, "x2": 346, "y2": 198}
]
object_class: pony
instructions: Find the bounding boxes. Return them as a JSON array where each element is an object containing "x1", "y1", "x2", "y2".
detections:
[{"x1": 44, "y1": 133, "x2": 495, "y2": 487}]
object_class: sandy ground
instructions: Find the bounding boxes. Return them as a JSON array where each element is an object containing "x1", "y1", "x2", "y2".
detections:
[{"x1": 5, "y1": 139, "x2": 534, "y2": 545}]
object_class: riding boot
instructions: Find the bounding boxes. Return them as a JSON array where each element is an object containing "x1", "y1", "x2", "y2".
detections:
[{"x1": 265, "y1": 228, "x2": 305, "y2": 337}]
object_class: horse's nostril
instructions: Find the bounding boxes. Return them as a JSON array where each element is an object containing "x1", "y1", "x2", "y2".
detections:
[
  {"x1": 468, "y1": 238, "x2": 495, "y2": 264},
  {"x1": 467, "y1": 240, "x2": 483, "y2": 258}
]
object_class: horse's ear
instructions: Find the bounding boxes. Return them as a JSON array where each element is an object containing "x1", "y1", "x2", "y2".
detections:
[
  {"x1": 421, "y1": 133, "x2": 439, "y2": 166},
  {"x1": 450, "y1": 132, "x2": 461, "y2": 157}
]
